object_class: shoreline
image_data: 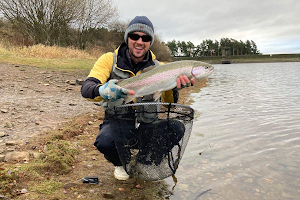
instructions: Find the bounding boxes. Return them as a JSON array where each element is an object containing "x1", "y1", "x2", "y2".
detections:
[{"x1": 173, "y1": 54, "x2": 300, "y2": 64}]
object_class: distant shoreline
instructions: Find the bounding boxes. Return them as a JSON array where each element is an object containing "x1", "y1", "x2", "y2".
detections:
[{"x1": 173, "y1": 54, "x2": 300, "y2": 64}]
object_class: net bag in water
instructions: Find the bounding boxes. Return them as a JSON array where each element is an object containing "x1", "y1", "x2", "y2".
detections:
[{"x1": 106, "y1": 102, "x2": 194, "y2": 181}]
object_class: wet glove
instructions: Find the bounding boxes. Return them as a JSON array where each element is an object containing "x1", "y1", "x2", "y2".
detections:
[
  {"x1": 175, "y1": 75, "x2": 194, "y2": 90},
  {"x1": 99, "y1": 79, "x2": 130, "y2": 102}
]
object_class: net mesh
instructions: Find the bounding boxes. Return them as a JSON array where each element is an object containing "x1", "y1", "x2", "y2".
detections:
[{"x1": 106, "y1": 102, "x2": 194, "y2": 181}]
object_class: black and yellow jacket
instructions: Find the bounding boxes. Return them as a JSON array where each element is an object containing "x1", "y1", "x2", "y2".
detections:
[{"x1": 81, "y1": 42, "x2": 178, "y2": 103}]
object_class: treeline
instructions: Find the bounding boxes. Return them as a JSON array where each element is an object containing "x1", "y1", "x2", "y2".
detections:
[
  {"x1": 166, "y1": 38, "x2": 260, "y2": 57},
  {"x1": 0, "y1": 0, "x2": 259, "y2": 62},
  {"x1": 0, "y1": 0, "x2": 171, "y2": 61}
]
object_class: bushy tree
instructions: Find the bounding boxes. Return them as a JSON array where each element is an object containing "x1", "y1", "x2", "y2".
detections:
[{"x1": 166, "y1": 40, "x2": 178, "y2": 57}]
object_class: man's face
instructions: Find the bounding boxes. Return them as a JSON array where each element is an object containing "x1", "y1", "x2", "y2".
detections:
[{"x1": 127, "y1": 32, "x2": 151, "y2": 63}]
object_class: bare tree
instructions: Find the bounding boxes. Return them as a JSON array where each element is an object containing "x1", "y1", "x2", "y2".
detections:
[
  {"x1": 0, "y1": 0, "x2": 81, "y2": 45},
  {"x1": 0, "y1": 0, "x2": 118, "y2": 47},
  {"x1": 75, "y1": 0, "x2": 118, "y2": 49}
]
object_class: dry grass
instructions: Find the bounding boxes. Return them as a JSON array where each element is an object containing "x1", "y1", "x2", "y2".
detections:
[
  {"x1": 0, "y1": 41, "x2": 100, "y2": 60},
  {"x1": 0, "y1": 40, "x2": 102, "y2": 71},
  {"x1": 17, "y1": 44, "x2": 97, "y2": 59}
]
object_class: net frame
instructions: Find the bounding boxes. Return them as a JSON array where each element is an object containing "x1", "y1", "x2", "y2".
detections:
[{"x1": 106, "y1": 102, "x2": 194, "y2": 181}]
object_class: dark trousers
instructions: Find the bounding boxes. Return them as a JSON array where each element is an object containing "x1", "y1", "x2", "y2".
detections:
[
  {"x1": 94, "y1": 120, "x2": 124, "y2": 166},
  {"x1": 94, "y1": 119, "x2": 185, "y2": 166}
]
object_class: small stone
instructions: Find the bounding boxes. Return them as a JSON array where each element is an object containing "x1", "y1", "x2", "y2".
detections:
[
  {"x1": 6, "y1": 147, "x2": 15, "y2": 152},
  {"x1": 135, "y1": 184, "x2": 143, "y2": 189},
  {"x1": 5, "y1": 151, "x2": 30, "y2": 162},
  {"x1": 88, "y1": 121, "x2": 93, "y2": 125},
  {"x1": 76, "y1": 79, "x2": 84, "y2": 85},
  {"x1": 44, "y1": 84, "x2": 50, "y2": 86},
  {"x1": 4, "y1": 122, "x2": 13, "y2": 128},
  {"x1": 20, "y1": 189, "x2": 28, "y2": 194},
  {"x1": 69, "y1": 80, "x2": 76, "y2": 85},
  {"x1": 6, "y1": 141, "x2": 17, "y2": 146},
  {"x1": 0, "y1": 155, "x2": 5, "y2": 162},
  {"x1": 0, "y1": 132, "x2": 8, "y2": 137},
  {"x1": 1, "y1": 109, "x2": 8, "y2": 113},
  {"x1": 64, "y1": 182, "x2": 79, "y2": 189},
  {"x1": 102, "y1": 192, "x2": 114, "y2": 199}
]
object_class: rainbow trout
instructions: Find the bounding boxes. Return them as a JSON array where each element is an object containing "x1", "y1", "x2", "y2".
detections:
[{"x1": 118, "y1": 60, "x2": 214, "y2": 103}]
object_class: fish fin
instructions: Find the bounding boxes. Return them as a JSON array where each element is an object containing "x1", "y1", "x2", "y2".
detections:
[
  {"x1": 124, "y1": 95, "x2": 135, "y2": 104},
  {"x1": 153, "y1": 91, "x2": 162, "y2": 101},
  {"x1": 141, "y1": 65, "x2": 157, "y2": 73}
]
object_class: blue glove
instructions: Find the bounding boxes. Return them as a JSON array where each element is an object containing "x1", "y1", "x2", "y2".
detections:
[{"x1": 98, "y1": 79, "x2": 130, "y2": 102}]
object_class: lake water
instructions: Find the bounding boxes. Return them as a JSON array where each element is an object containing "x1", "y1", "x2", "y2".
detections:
[{"x1": 166, "y1": 62, "x2": 300, "y2": 200}]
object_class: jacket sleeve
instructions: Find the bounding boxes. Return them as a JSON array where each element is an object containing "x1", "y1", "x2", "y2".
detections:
[
  {"x1": 161, "y1": 89, "x2": 179, "y2": 103},
  {"x1": 87, "y1": 52, "x2": 113, "y2": 83},
  {"x1": 80, "y1": 77, "x2": 102, "y2": 101},
  {"x1": 81, "y1": 52, "x2": 113, "y2": 101}
]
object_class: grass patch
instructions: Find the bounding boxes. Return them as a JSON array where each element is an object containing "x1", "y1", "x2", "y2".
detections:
[
  {"x1": 0, "y1": 42, "x2": 100, "y2": 71},
  {"x1": 0, "y1": 112, "x2": 170, "y2": 199},
  {"x1": 33, "y1": 140, "x2": 79, "y2": 174},
  {"x1": 30, "y1": 180, "x2": 64, "y2": 195}
]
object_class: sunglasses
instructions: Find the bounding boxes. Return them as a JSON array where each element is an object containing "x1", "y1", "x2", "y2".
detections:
[{"x1": 128, "y1": 33, "x2": 152, "y2": 42}]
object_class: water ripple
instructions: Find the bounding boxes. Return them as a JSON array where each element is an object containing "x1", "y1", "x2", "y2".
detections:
[{"x1": 167, "y1": 62, "x2": 300, "y2": 200}]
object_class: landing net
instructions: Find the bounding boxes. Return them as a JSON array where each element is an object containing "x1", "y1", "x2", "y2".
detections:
[{"x1": 106, "y1": 102, "x2": 194, "y2": 181}]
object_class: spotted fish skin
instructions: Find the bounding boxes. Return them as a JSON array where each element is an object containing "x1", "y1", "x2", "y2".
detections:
[{"x1": 117, "y1": 60, "x2": 214, "y2": 103}]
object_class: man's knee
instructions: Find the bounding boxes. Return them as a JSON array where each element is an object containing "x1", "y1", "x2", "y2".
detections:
[{"x1": 94, "y1": 121, "x2": 115, "y2": 153}]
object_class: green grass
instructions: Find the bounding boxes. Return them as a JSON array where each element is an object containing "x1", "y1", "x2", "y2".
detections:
[{"x1": 30, "y1": 180, "x2": 64, "y2": 195}]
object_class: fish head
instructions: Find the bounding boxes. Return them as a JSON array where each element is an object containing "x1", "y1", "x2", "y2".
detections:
[{"x1": 191, "y1": 62, "x2": 214, "y2": 80}]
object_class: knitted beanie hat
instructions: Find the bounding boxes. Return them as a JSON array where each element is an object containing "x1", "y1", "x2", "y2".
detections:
[{"x1": 124, "y1": 16, "x2": 155, "y2": 46}]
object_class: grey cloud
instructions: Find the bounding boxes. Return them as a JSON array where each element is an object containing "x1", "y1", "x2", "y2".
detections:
[{"x1": 114, "y1": 0, "x2": 300, "y2": 54}]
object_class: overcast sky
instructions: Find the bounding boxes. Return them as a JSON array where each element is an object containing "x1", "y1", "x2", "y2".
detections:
[{"x1": 113, "y1": 0, "x2": 300, "y2": 54}]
